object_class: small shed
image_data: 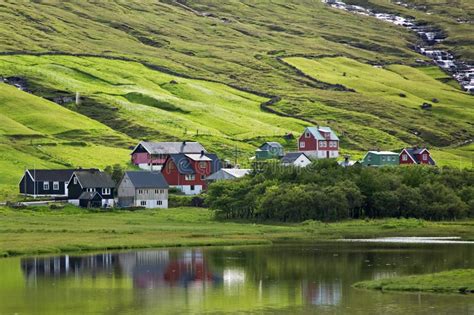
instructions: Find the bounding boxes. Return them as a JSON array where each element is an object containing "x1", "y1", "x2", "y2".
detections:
[
  {"x1": 281, "y1": 152, "x2": 312, "y2": 167},
  {"x1": 79, "y1": 191, "x2": 103, "y2": 208},
  {"x1": 360, "y1": 151, "x2": 399, "y2": 167},
  {"x1": 255, "y1": 142, "x2": 284, "y2": 160},
  {"x1": 206, "y1": 168, "x2": 251, "y2": 181}
]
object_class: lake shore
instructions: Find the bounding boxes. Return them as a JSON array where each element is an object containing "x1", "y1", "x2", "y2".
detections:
[
  {"x1": 353, "y1": 269, "x2": 474, "y2": 294},
  {"x1": 1, "y1": 206, "x2": 474, "y2": 257}
]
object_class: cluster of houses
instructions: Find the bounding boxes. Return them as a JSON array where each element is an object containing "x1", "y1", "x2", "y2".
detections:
[{"x1": 18, "y1": 126, "x2": 435, "y2": 209}]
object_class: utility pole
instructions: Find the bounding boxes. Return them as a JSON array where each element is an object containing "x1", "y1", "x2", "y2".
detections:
[{"x1": 75, "y1": 92, "x2": 80, "y2": 105}]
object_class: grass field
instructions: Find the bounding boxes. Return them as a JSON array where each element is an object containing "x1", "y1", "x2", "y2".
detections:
[
  {"x1": 354, "y1": 269, "x2": 474, "y2": 294},
  {"x1": 346, "y1": 0, "x2": 474, "y2": 62},
  {"x1": 0, "y1": 82, "x2": 132, "y2": 199},
  {"x1": 1, "y1": 206, "x2": 473, "y2": 257}
]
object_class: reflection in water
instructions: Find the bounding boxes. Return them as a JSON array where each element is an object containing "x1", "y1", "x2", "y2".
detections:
[
  {"x1": 8, "y1": 243, "x2": 474, "y2": 314},
  {"x1": 302, "y1": 280, "x2": 342, "y2": 306},
  {"x1": 21, "y1": 250, "x2": 222, "y2": 289}
]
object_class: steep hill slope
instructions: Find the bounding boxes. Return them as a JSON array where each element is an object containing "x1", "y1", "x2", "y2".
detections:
[
  {"x1": 0, "y1": 83, "x2": 132, "y2": 198},
  {"x1": 0, "y1": 0, "x2": 472, "y2": 198}
]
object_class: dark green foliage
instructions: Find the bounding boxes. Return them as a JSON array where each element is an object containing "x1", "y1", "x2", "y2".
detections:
[
  {"x1": 206, "y1": 162, "x2": 474, "y2": 222},
  {"x1": 104, "y1": 164, "x2": 124, "y2": 184}
]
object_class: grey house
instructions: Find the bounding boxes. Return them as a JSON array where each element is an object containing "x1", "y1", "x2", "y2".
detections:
[{"x1": 117, "y1": 171, "x2": 169, "y2": 209}]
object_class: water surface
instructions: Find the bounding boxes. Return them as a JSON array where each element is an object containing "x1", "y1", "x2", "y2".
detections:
[{"x1": 1, "y1": 243, "x2": 473, "y2": 314}]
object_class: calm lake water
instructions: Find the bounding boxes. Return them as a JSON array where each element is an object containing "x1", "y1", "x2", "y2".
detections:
[{"x1": 1, "y1": 243, "x2": 473, "y2": 314}]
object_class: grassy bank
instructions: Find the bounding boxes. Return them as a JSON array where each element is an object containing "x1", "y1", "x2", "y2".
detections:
[
  {"x1": 1, "y1": 206, "x2": 474, "y2": 257},
  {"x1": 354, "y1": 269, "x2": 474, "y2": 294}
]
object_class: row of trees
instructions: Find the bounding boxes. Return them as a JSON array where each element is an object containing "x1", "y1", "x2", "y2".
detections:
[{"x1": 206, "y1": 160, "x2": 474, "y2": 221}]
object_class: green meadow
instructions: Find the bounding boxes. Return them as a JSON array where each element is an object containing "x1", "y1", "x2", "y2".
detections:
[
  {"x1": 1, "y1": 206, "x2": 474, "y2": 257},
  {"x1": 354, "y1": 269, "x2": 474, "y2": 294}
]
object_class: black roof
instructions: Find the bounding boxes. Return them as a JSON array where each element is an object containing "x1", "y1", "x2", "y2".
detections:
[
  {"x1": 74, "y1": 170, "x2": 115, "y2": 188},
  {"x1": 27, "y1": 169, "x2": 97, "y2": 182},
  {"x1": 125, "y1": 171, "x2": 169, "y2": 189},
  {"x1": 79, "y1": 191, "x2": 102, "y2": 200}
]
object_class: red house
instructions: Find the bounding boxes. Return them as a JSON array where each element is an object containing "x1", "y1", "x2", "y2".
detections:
[
  {"x1": 161, "y1": 152, "x2": 221, "y2": 195},
  {"x1": 298, "y1": 126, "x2": 339, "y2": 159},
  {"x1": 400, "y1": 147, "x2": 436, "y2": 165},
  {"x1": 131, "y1": 141, "x2": 206, "y2": 170}
]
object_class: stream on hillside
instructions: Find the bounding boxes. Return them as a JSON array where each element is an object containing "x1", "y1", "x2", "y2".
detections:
[{"x1": 322, "y1": 0, "x2": 474, "y2": 94}]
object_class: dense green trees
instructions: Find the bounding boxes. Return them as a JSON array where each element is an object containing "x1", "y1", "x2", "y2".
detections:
[{"x1": 206, "y1": 161, "x2": 474, "y2": 222}]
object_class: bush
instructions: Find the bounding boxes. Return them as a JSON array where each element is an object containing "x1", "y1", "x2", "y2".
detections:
[
  {"x1": 206, "y1": 161, "x2": 473, "y2": 222},
  {"x1": 169, "y1": 195, "x2": 194, "y2": 208}
]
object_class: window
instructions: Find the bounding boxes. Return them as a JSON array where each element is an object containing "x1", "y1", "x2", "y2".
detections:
[
  {"x1": 319, "y1": 141, "x2": 327, "y2": 148},
  {"x1": 367, "y1": 156, "x2": 372, "y2": 161},
  {"x1": 305, "y1": 132, "x2": 310, "y2": 138},
  {"x1": 329, "y1": 141, "x2": 338, "y2": 148},
  {"x1": 201, "y1": 175, "x2": 206, "y2": 180},
  {"x1": 87, "y1": 188, "x2": 96, "y2": 193},
  {"x1": 157, "y1": 200, "x2": 163, "y2": 206},
  {"x1": 300, "y1": 141, "x2": 305, "y2": 148},
  {"x1": 402, "y1": 154, "x2": 408, "y2": 161},
  {"x1": 140, "y1": 201, "x2": 147, "y2": 206},
  {"x1": 185, "y1": 174, "x2": 195, "y2": 181},
  {"x1": 102, "y1": 188, "x2": 111, "y2": 195},
  {"x1": 382, "y1": 156, "x2": 386, "y2": 161},
  {"x1": 53, "y1": 181, "x2": 60, "y2": 191},
  {"x1": 155, "y1": 189, "x2": 159, "y2": 194},
  {"x1": 190, "y1": 185, "x2": 195, "y2": 191},
  {"x1": 422, "y1": 153, "x2": 428, "y2": 160},
  {"x1": 199, "y1": 161, "x2": 207, "y2": 168},
  {"x1": 43, "y1": 182, "x2": 49, "y2": 190},
  {"x1": 73, "y1": 177, "x2": 78, "y2": 185}
]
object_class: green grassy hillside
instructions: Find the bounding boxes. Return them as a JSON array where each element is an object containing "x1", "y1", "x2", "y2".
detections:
[
  {"x1": 0, "y1": 1, "x2": 472, "y2": 198},
  {"x1": 0, "y1": 83, "x2": 132, "y2": 198}
]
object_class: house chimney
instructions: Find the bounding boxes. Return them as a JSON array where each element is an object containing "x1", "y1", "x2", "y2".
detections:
[
  {"x1": 344, "y1": 155, "x2": 350, "y2": 162},
  {"x1": 200, "y1": 150, "x2": 205, "y2": 157}
]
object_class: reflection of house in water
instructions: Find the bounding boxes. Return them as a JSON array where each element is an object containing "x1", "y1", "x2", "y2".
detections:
[
  {"x1": 21, "y1": 250, "x2": 221, "y2": 288},
  {"x1": 21, "y1": 254, "x2": 117, "y2": 284},
  {"x1": 372, "y1": 271, "x2": 398, "y2": 280},
  {"x1": 302, "y1": 280, "x2": 342, "y2": 306}
]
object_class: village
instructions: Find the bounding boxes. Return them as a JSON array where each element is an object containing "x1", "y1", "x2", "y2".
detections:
[{"x1": 18, "y1": 125, "x2": 436, "y2": 209}]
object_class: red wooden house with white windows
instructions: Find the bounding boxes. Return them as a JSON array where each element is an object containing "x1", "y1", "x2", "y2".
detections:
[
  {"x1": 399, "y1": 147, "x2": 436, "y2": 165},
  {"x1": 161, "y1": 152, "x2": 221, "y2": 195},
  {"x1": 297, "y1": 126, "x2": 339, "y2": 159},
  {"x1": 131, "y1": 141, "x2": 206, "y2": 170}
]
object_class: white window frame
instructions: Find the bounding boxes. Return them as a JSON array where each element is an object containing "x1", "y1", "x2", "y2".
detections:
[
  {"x1": 102, "y1": 188, "x2": 111, "y2": 195},
  {"x1": 382, "y1": 156, "x2": 386, "y2": 161},
  {"x1": 422, "y1": 153, "x2": 428, "y2": 160},
  {"x1": 402, "y1": 154, "x2": 408, "y2": 161},
  {"x1": 53, "y1": 181, "x2": 60, "y2": 191},
  {"x1": 73, "y1": 177, "x2": 78, "y2": 185},
  {"x1": 140, "y1": 201, "x2": 147, "y2": 206},
  {"x1": 305, "y1": 132, "x2": 310, "y2": 138},
  {"x1": 43, "y1": 182, "x2": 49, "y2": 190},
  {"x1": 190, "y1": 185, "x2": 195, "y2": 191},
  {"x1": 157, "y1": 200, "x2": 163, "y2": 206},
  {"x1": 320, "y1": 141, "x2": 327, "y2": 148},
  {"x1": 87, "y1": 188, "x2": 96, "y2": 193},
  {"x1": 185, "y1": 174, "x2": 195, "y2": 181},
  {"x1": 300, "y1": 141, "x2": 305, "y2": 148}
]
